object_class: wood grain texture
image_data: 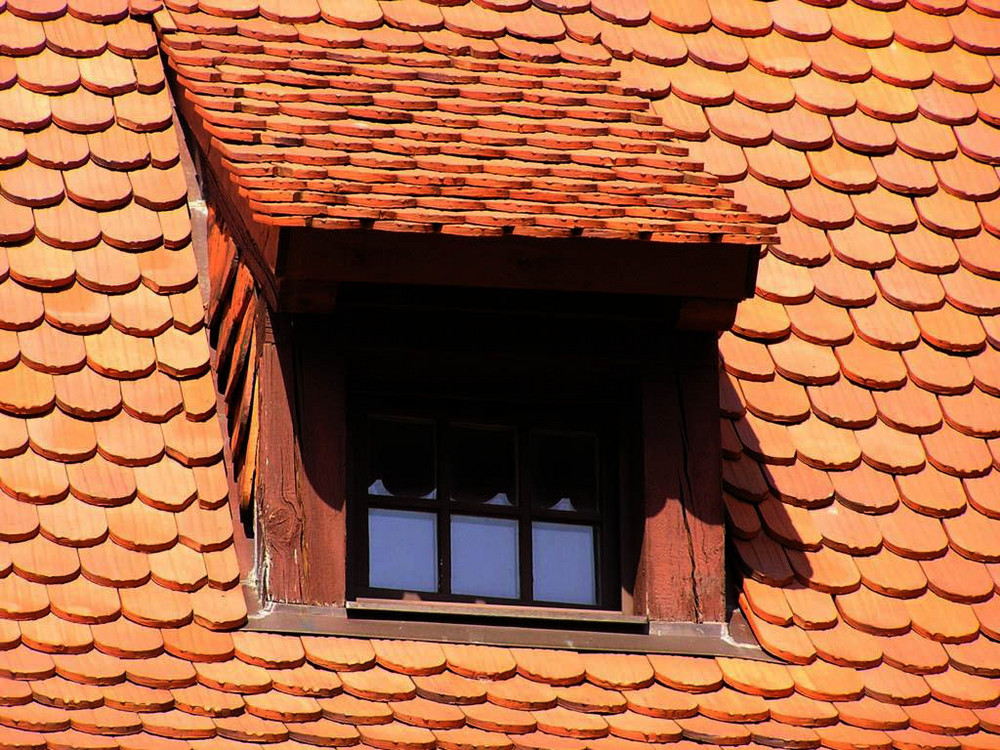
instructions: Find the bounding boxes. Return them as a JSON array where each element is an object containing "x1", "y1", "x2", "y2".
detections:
[
  {"x1": 676, "y1": 334, "x2": 727, "y2": 622},
  {"x1": 281, "y1": 228, "x2": 756, "y2": 311},
  {"x1": 257, "y1": 309, "x2": 304, "y2": 602},
  {"x1": 637, "y1": 358, "x2": 697, "y2": 621},
  {"x1": 636, "y1": 338, "x2": 726, "y2": 623}
]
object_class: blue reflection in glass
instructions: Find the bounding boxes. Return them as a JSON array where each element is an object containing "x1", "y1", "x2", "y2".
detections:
[
  {"x1": 451, "y1": 515, "x2": 519, "y2": 599},
  {"x1": 368, "y1": 508, "x2": 437, "y2": 592},
  {"x1": 532, "y1": 522, "x2": 596, "y2": 605}
]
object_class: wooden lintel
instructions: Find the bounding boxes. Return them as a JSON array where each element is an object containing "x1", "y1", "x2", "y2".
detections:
[
  {"x1": 278, "y1": 281, "x2": 339, "y2": 315},
  {"x1": 676, "y1": 298, "x2": 740, "y2": 331},
  {"x1": 284, "y1": 228, "x2": 757, "y2": 306}
]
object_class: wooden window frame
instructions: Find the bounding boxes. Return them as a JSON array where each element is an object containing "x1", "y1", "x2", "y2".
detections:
[
  {"x1": 250, "y1": 286, "x2": 726, "y2": 625},
  {"x1": 350, "y1": 396, "x2": 622, "y2": 611}
]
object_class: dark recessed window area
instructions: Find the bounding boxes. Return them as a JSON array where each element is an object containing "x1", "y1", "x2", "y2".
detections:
[
  {"x1": 354, "y1": 405, "x2": 619, "y2": 610},
  {"x1": 249, "y1": 284, "x2": 730, "y2": 632}
]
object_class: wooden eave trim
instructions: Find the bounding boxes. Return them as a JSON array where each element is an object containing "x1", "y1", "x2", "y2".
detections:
[
  {"x1": 281, "y1": 227, "x2": 760, "y2": 307},
  {"x1": 173, "y1": 106, "x2": 257, "y2": 579}
]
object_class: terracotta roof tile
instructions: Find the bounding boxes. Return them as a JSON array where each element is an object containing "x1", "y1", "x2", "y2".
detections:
[
  {"x1": 605, "y1": 711, "x2": 682, "y2": 742},
  {"x1": 618, "y1": 683, "x2": 695, "y2": 720},
  {"x1": 270, "y1": 665, "x2": 342, "y2": 698},
  {"x1": 390, "y1": 695, "x2": 465, "y2": 728},
  {"x1": 646, "y1": 655, "x2": 722, "y2": 693},
  {"x1": 461, "y1": 702, "x2": 534, "y2": 734},
  {"x1": 740, "y1": 616, "x2": 810, "y2": 664}
]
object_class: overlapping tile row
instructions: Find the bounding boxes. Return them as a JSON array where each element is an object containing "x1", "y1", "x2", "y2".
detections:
[{"x1": 152, "y1": 2, "x2": 778, "y2": 245}]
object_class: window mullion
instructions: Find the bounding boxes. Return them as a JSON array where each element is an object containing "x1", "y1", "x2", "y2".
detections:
[
  {"x1": 438, "y1": 418, "x2": 451, "y2": 596},
  {"x1": 517, "y1": 422, "x2": 532, "y2": 603},
  {"x1": 357, "y1": 414, "x2": 370, "y2": 596}
]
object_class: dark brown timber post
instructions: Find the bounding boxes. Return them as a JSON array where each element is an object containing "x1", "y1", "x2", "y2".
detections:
[{"x1": 635, "y1": 338, "x2": 726, "y2": 622}]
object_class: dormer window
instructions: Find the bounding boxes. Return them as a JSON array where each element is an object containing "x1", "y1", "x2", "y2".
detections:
[{"x1": 172, "y1": 0, "x2": 770, "y2": 642}]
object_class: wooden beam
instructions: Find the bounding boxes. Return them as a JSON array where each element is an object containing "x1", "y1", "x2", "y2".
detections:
[
  {"x1": 675, "y1": 334, "x2": 726, "y2": 622},
  {"x1": 295, "y1": 324, "x2": 347, "y2": 606},
  {"x1": 676, "y1": 298, "x2": 740, "y2": 331},
  {"x1": 635, "y1": 336, "x2": 725, "y2": 622},
  {"x1": 256, "y1": 309, "x2": 305, "y2": 602},
  {"x1": 636, "y1": 358, "x2": 697, "y2": 621},
  {"x1": 170, "y1": 83, "x2": 283, "y2": 309},
  {"x1": 283, "y1": 228, "x2": 756, "y2": 307}
]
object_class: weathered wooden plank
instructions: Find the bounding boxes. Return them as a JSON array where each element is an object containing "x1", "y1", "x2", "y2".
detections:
[
  {"x1": 229, "y1": 330, "x2": 257, "y2": 467},
  {"x1": 675, "y1": 334, "x2": 726, "y2": 622},
  {"x1": 283, "y1": 227, "x2": 756, "y2": 306},
  {"x1": 216, "y1": 265, "x2": 255, "y2": 385},
  {"x1": 206, "y1": 206, "x2": 237, "y2": 326},
  {"x1": 256, "y1": 309, "x2": 304, "y2": 602},
  {"x1": 636, "y1": 359, "x2": 698, "y2": 621},
  {"x1": 296, "y1": 325, "x2": 347, "y2": 606},
  {"x1": 237, "y1": 373, "x2": 259, "y2": 514}
]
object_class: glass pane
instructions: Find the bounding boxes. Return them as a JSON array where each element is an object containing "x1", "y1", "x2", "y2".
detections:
[
  {"x1": 530, "y1": 432, "x2": 597, "y2": 512},
  {"x1": 368, "y1": 508, "x2": 437, "y2": 592},
  {"x1": 532, "y1": 522, "x2": 596, "y2": 605},
  {"x1": 451, "y1": 515, "x2": 519, "y2": 599},
  {"x1": 451, "y1": 426, "x2": 515, "y2": 506},
  {"x1": 368, "y1": 418, "x2": 436, "y2": 499}
]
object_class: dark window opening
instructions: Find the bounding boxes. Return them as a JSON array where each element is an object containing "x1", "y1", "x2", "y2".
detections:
[
  {"x1": 352, "y1": 400, "x2": 620, "y2": 611},
  {"x1": 246, "y1": 284, "x2": 730, "y2": 628}
]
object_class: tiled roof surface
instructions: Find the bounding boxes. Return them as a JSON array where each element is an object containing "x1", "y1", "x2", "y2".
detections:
[
  {"x1": 155, "y1": 1, "x2": 778, "y2": 244},
  {"x1": 0, "y1": 1, "x2": 999, "y2": 750}
]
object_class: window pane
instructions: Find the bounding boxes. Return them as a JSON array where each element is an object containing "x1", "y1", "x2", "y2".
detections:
[
  {"x1": 451, "y1": 515, "x2": 519, "y2": 599},
  {"x1": 368, "y1": 508, "x2": 437, "y2": 592},
  {"x1": 451, "y1": 426, "x2": 515, "y2": 506},
  {"x1": 532, "y1": 522, "x2": 596, "y2": 605},
  {"x1": 530, "y1": 432, "x2": 597, "y2": 512},
  {"x1": 368, "y1": 418, "x2": 436, "y2": 499}
]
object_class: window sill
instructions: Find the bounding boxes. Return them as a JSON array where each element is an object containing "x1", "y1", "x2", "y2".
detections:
[
  {"x1": 348, "y1": 598, "x2": 649, "y2": 628},
  {"x1": 241, "y1": 585, "x2": 774, "y2": 660}
]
